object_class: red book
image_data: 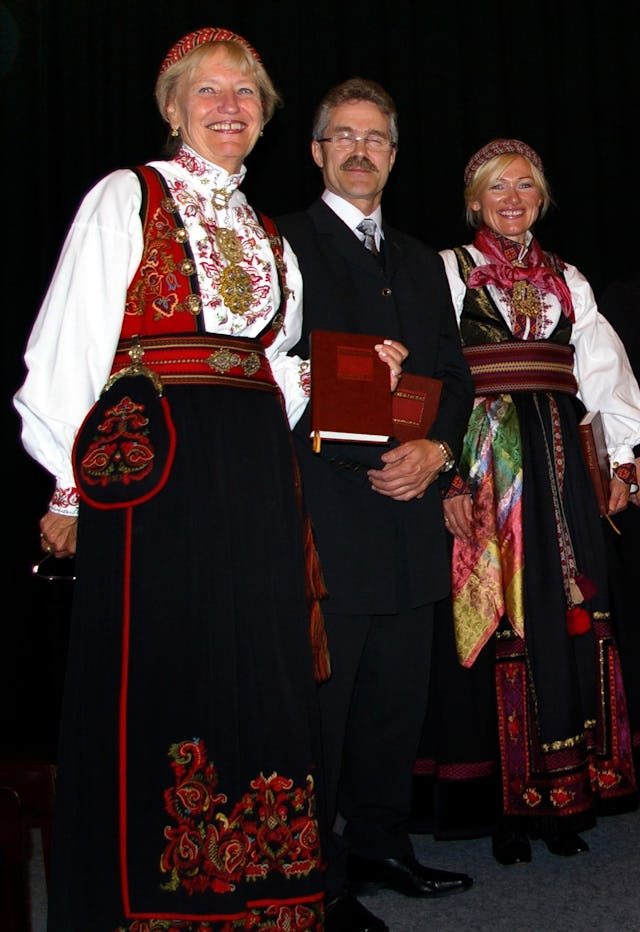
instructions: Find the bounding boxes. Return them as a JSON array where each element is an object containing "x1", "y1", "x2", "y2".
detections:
[
  {"x1": 579, "y1": 410, "x2": 610, "y2": 517},
  {"x1": 309, "y1": 330, "x2": 393, "y2": 451},
  {"x1": 392, "y1": 373, "x2": 442, "y2": 441}
]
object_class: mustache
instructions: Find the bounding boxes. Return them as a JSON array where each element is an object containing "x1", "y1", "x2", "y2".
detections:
[{"x1": 340, "y1": 155, "x2": 378, "y2": 172}]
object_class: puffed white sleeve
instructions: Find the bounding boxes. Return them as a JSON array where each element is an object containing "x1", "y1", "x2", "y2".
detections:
[
  {"x1": 568, "y1": 264, "x2": 640, "y2": 468},
  {"x1": 13, "y1": 169, "x2": 145, "y2": 512},
  {"x1": 265, "y1": 235, "x2": 310, "y2": 429},
  {"x1": 439, "y1": 248, "x2": 467, "y2": 321}
]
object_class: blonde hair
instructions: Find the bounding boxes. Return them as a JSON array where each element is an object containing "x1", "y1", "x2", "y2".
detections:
[
  {"x1": 464, "y1": 153, "x2": 552, "y2": 229},
  {"x1": 155, "y1": 40, "x2": 282, "y2": 153}
]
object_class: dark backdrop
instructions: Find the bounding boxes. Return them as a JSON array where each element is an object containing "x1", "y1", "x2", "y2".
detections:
[{"x1": 2, "y1": 0, "x2": 638, "y2": 752}]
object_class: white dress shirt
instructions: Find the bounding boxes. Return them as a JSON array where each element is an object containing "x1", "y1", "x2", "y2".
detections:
[{"x1": 322, "y1": 189, "x2": 383, "y2": 251}]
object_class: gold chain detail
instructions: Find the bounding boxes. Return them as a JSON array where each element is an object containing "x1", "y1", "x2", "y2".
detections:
[{"x1": 213, "y1": 227, "x2": 254, "y2": 316}]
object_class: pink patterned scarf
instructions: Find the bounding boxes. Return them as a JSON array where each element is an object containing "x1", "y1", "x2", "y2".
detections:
[{"x1": 466, "y1": 225, "x2": 575, "y2": 323}]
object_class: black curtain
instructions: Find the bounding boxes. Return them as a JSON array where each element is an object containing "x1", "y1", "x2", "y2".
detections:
[{"x1": 2, "y1": 0, "x2": 638, "y2": 751}]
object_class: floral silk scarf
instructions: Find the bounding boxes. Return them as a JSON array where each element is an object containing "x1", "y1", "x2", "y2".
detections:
[{"x1": 451, "y1": 394, "x2": 525, "y2": 667}]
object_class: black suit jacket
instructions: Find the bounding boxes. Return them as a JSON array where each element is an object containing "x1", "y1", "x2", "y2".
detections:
[{"x1": 277, "y1": 199, "x2": 474, "y2": 614}]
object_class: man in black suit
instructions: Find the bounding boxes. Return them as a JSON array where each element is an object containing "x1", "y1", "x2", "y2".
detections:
[{"x1": 277, "y1": 78, "x2": 475, "y2": 932}]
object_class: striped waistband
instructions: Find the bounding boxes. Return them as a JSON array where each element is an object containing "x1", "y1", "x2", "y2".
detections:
[
  {"x1": 463, "y1": 341, "x2": 578, "y2": 395},
  {"x1": 111, "y1": 334, "x2": 277, "y2": 391}
]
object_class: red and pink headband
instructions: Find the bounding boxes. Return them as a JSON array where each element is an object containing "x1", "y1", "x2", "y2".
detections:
[
  {"x1": 464, "y1": 138, "x2": 544, "y2": 186},
  {"x1": 158, "y1": 26, "x2": 262, "y2": 75}
]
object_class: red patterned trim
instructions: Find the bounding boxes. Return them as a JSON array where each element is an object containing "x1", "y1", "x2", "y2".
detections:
[
  {"x1": 112, "y1": 334, "x2": 278, "y2": 392},
  {"x1": 494, "y1": 624, "x2": 637, "y2": 820},
  {"x1": 123, "y1": 167, "x2": 201, "y2": 336},
  {"x1": 51, "y1": 485, "x2": 80, "y2": 510},
  {"x1": 116, "y1": 900, "x2": 323, "y2": 931},
  {"x1": 442, "y1": 471, "x2": 469, "y2": 498},
  {"x1": 464, "y1": 138, "x2": 544, "y2": 185},
  {"x1": 614, "y1": 461, "x2": 637, "y2": 486},
  {"x1": 437, "y1": 760, "x2": 496, "y2": 780},
  {"x1": 463, "y1": 341, "x2": 578, "y2": 395},
  {"x1": 159, "y1": 28, "x2": 262, "y2": 74},
  {"x1": 256, "y1": 211, "x2": 289, "y2": 349}
]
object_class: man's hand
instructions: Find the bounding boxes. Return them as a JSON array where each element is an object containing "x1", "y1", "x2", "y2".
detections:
[{"x1": 368, "y1": 438, "x2": 446, "y2": 501}]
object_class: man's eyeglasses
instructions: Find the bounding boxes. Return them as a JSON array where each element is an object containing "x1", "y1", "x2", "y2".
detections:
[{"x1": 317, "y1": 132, "x2": 395, "y2": 153}]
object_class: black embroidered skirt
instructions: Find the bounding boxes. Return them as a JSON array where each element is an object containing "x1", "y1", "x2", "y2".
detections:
[
  {"x1": 47, "y1": 382, "x2": 325, "y2": 931},
  {"x1": 412, "y1": 390, "x2": 638, "y2": 839}
]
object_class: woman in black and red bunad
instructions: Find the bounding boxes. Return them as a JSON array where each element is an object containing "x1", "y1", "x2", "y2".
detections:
[
  {"x1": 14, "y1": 26, "x2": 334, "y2": 932},
  {"x1": 412, "y1": 138, "x2": 640, "y2": 867}
]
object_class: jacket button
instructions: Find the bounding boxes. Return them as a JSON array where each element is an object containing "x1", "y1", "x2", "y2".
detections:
[{"x1": 381, "y1": 287, "x2": 392, "y2": 297}]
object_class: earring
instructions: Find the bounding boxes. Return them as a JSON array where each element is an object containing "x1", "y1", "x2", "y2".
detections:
[
  {"x1": 259, "y1": 130, "x2": 264, "y2": 137},
  {"x1": 170, "y1": 127, "x2": 179, "y2": 138}
]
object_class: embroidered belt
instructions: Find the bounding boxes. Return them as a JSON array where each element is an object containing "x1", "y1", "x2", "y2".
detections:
[
  {"x1": 463, "y1": 341, "x2": 578, "y2": 395},
  {"x1": 111, "y1": 334, "x2": 277, "y2": 391}
]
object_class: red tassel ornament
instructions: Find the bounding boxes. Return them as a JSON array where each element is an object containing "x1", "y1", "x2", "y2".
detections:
[{"x1": 566, "y1": 605, "x2": 591, "y2": 636}]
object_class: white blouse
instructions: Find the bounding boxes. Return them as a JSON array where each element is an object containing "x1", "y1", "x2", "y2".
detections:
[
  {"x1": 440, "y1": 244, "x2": 640, "y2": 471},
  {"x1": 14, "y1": 147, "x2": 309, "y2": 512}
]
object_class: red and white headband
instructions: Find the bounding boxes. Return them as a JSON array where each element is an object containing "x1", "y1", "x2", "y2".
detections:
[
  {"x1": 158, "y1": 26, "x2": 262, "y2": 75},
  {"x1": 464, "y1": 138, "x2": 544, "y2": 186}
]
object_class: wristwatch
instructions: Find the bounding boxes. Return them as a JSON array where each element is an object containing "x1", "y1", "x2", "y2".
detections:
[{"x1": 435, "y1": 440, "x2": 455, "y2": 473}]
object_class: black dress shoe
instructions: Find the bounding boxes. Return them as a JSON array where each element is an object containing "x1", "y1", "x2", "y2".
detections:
[
  {"x1": 492, "y1": 825, "x2": 532, "y2": 865},
  {"x1": 325, "y1": 892, "x2": 389, "y2": 932},
  {"x1": 348, "y1": 853, "x2": 473, "y2": 898},
  {"x1": 541, "y1": 828, "x2": 589, "y2": 856}
]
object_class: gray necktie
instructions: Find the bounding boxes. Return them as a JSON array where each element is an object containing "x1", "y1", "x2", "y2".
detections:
[{"x1": 356, "y1": 218, "x2": 379, "y2": 256}]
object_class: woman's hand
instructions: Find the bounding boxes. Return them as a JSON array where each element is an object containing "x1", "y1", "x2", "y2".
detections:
[
  {"x1": 443, "y1": 493, "x2": 474, "y2": 542},
  {"x1": 608, "y1": 475, "x2": 630, "y2": 515},
  {"x1": 375, "y1": 339, "x2": 408, "y2": 393},
  {"x1": 39, "y1": 511, "x2": 78, "y2": 557}
]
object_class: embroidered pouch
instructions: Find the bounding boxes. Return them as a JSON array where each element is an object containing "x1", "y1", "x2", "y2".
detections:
[{"x1": 72, "y1": 365, "x2": 176, "y2": 509}]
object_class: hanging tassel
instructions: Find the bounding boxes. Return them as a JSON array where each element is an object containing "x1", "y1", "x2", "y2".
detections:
[
  {"x1": 573, "y1": 572, "x2": 597, "y2": 601},
  {"x1": 303, "y1": 515, "x2": 331, "y2": 683},
  {"x1": 569, "y1": 577, "x2": 584, "y2": 605},
  {"x1": 566, "y1": 605, "x2": 591, "y2": 636},
  {"x1": 309, "y1": 600, "x2": 331, "y2": 683}
]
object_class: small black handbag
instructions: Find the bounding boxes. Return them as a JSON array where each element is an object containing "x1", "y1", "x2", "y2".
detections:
[{"x1": 72, "y1": 346, "x2": 176, "y2": 510}]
